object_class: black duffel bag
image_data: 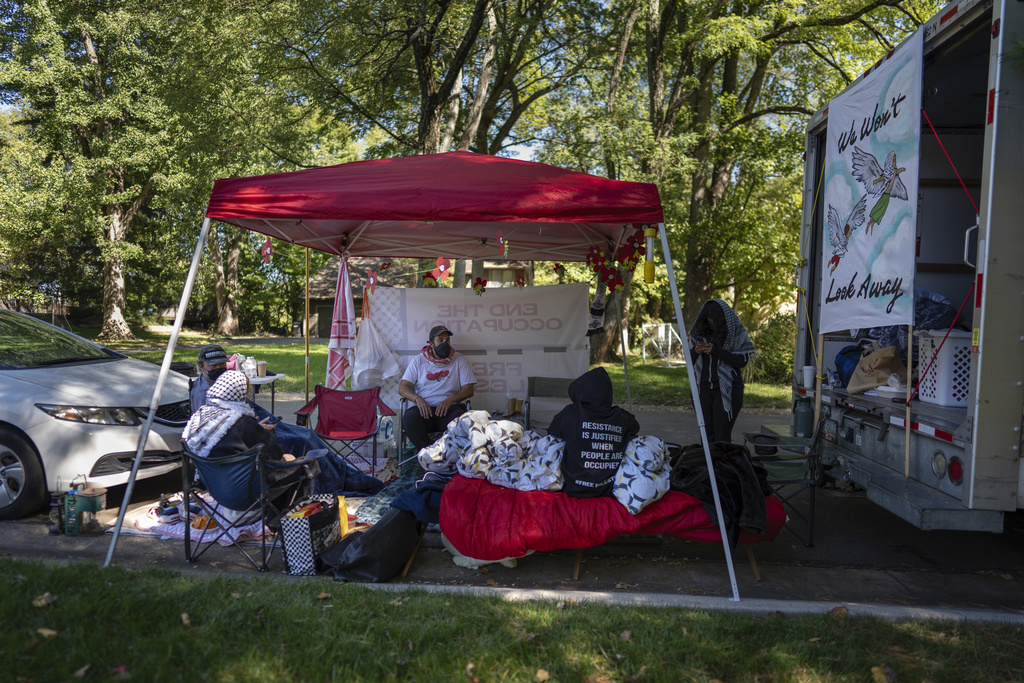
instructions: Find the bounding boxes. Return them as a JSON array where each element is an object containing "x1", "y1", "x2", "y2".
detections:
[{"x1": 320, "y1": 508, "x2": 420, "y2": 582}]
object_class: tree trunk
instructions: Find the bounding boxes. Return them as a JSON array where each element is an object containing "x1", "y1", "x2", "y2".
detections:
[
  {"x1": 215, "y1": 225, "x2": 242, "y2": 336},
  {"x1": 97, "y1": 206, "x2": 136, "y2": 341},
  {"x1": 589, "y1": 269, "x2": 636, "y2": 363}
]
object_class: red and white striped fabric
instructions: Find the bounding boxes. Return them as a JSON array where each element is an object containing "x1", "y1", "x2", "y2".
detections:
[{"x1": 326, "y1": 257, "x2": 355, "y2": 390}]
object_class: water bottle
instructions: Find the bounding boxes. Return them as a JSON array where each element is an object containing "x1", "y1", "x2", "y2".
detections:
[{"x1": 793, "y1": 397, "x2": 814, "y2": 438}]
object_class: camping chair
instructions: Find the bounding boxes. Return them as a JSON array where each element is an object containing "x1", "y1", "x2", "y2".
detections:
[
  {"x1": 743, "y1": 419, "x2": 825, "y2": 547},
  {"x1": 181, "y1": 443, "x2": 324, "y2": 571},
  {"x1": 294, "y1": 385, "x2": 396, "y2": 476},
  {"x1": 523, "y1": 376, "x2": 575, "y2": 433},
  {"x1": 395, "y1": 397, "x2": 472, "y2": 475}
]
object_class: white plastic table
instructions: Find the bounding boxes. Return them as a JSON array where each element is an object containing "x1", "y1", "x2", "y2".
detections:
[{"x1": 249, "y1": 373, "x2": 286, "y2": 413}]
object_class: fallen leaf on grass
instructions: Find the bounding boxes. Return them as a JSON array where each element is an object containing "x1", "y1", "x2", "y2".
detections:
[
  {"x1": 231, "y1": 592, "x2": 242, "y2": 600},
  {"x1": 829, "y1": 606, "x2": 848, "y2": 619},
  {"x1": 871, "y1": 663, "x2": 896, "y2": 682},
  {"x1": 630, "y1": 665, "x2": 648, "y2": 681},
  {"x1": 809, "y1": 637, "x2": 821, "y2": 642},
  {"x1": 32, "y1": 592, "x2": 57, "y2": 608},
  {"x1": 37, "y1": 628, "x2": 57, "y2": 639},
  {"x1": 73, "y1": 664, "x2": 90, "y2": 678},
  {"x1": 535, "y1": 669, "x2": 550, "y2": 681},
  {"x1": 465, "y1": 662, "x2": 480, "y2": 682},
  {"x1": 316, "y1": 592, "x2": 331, "y2": 600},
  {"x1": 619, "y1": 630, "x2": 632, "y2": 641},
  {"x1": 181, "y1": 613, "x2": 191, "y2": 627}
]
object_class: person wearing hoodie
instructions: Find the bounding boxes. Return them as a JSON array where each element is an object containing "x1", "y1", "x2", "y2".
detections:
[
  {"x1": 689, "y1": 299, "x2": 756, "y2": 443},
  {"x1": 399, "y1": 325, "x2": 477, "y2": 449},
  {"x1": 548, "y1": 367, "x2": 640, "y2": 498}
]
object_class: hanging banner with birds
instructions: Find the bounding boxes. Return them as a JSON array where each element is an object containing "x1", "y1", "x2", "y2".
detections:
[{"x1": 819, "y1": 29, "x2": 922, "y2": 335}]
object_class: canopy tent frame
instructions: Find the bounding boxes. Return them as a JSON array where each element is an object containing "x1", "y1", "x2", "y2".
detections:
[{"x1": 104, "y1": 152, "x2": 742, "y2": 601}]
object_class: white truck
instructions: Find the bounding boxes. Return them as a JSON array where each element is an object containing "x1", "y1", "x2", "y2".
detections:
[{"x1": 795, "y1": 0, "x2": 1023, "y2": 531}]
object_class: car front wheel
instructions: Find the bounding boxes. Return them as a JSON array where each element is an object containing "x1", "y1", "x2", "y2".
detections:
[{"x1": 0, "y1": 428, "x2": 47, "y2": 520}]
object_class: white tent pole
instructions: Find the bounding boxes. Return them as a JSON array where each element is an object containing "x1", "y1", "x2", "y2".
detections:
[
  {"x1": 619, "y1": 315, "x2": 632, "y2": 412},
  {"x1": 658, "y1": 222, "x2": 741, "y2": 601},
  {"x1": 105, "y1": 216, "x2": 213, "y2": 567}
]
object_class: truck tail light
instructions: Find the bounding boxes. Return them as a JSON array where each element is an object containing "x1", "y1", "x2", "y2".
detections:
[{"x1": 948, "y1": 456, "x2": 964, "y2": 485}]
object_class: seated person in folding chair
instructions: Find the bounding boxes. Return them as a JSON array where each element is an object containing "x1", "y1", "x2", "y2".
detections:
[
  {"x1": 191, "y1": 344, "x2": 333, "y2": 459},
  {"x1": 183, "y1": 371, "x2": 313, "y2": 523},
  {"x1": 398, "y1": 325, "x2": 477, "y2": 450},
  {"x1": 186, "y1": 370, "x2": 384, "y2": 503}
]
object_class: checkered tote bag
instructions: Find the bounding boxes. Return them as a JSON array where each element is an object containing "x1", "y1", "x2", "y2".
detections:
[{"x1": 280, "y1": 494, "x2": 342, "y2": 576}]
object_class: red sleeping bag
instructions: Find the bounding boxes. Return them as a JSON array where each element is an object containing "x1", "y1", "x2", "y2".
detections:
[{"x1": 439, "y1": 474, "x2": 786, "y2": 562}]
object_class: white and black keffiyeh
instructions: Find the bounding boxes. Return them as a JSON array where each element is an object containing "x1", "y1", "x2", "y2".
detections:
[
  {"x1": 182, "y1": 370, "x2": 255, "y2": 458},
  {"x1": 690, "y1": 299, "x2": 756, "y2": 420}
]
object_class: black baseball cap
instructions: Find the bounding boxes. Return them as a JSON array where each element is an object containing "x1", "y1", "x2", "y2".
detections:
[
  {"x1": 197, "y1": 344, "x2": 229, "y2": 365},
  {"x1": 428, "y1": 325, "x2": 453, "y2": 341}
]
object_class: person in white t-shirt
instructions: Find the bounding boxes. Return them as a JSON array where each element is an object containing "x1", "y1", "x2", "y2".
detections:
[{"x1": 399, "y1": 325, "x2": 477, "y2": 449}]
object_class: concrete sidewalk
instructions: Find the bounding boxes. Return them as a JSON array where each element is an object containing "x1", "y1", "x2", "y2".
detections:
[{"x1": 4, "y1": 397, "x2": 1023, "y2": 624}]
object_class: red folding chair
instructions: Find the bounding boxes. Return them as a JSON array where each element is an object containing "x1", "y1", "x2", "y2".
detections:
[{"x1": 294, "y1": 386, "x2": 396, "y2": 475}]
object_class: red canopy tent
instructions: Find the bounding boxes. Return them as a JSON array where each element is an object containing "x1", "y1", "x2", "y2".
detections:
[
  {"x1": 205, "y1": 151, "x2": 664, "y2": 261},
  {"x1": 108, "y1": 151, "x2": 743, "y2": 600}
]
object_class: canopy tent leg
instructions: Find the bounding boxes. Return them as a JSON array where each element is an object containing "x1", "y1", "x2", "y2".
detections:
[
  {"x1": 619, "y1": 321, "x2": 632, "y2": 412},
  {"x1": 105, "y1": 217, "x2": 213, "y2": 567},
  {"x1": 658, "y1": 222, "x2": 741, "y2": 601}
]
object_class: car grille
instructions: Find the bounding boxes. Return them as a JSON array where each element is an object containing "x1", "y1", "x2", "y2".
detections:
[
  {"x1": 139, "y1": 400, "x2": 191, "y2": 426},
  {"x1": 90, "y1": 451, "x2": 181, "y2": 477}
]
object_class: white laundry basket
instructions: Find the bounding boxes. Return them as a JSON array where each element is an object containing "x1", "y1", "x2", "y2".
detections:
[{"x1": 915, "y1": 329, "x2": 972, "y2": 407}]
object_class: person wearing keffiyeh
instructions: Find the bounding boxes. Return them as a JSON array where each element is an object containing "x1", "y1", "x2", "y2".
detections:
[
  {"x1": 183, "y1": 370, "x2": 285, "y2": 461},
  {"x1": 184, "y1": 369, "x2": 385, "y2": 494},
  {"x1": 689, "y1": 299, "x2": 756, "y2": 443}
]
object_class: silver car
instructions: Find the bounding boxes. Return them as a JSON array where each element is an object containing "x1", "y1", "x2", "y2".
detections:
[{"x1": 0, "y1": 310, "x2": 190, "y2": 519}]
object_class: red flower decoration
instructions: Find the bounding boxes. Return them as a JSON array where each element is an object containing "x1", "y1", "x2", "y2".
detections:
[
  {"x1": 422, "y1": 272, "x2": 438, "y2": 287},
  {"x1": 515, "y1": 273, "x2": 526, "y2": 289},
  {"x1": 432, "y1": 256, "x2": 452, "y2": 282},
  {"x1": 586, "y1": 246, "x2": 606, "y2": 272},
  {"x1": 605, "y1": 269, "x2": 625, "y2": 292},
  {"x1": 380, "y1": 261, "x2": 391, "y2": 272},
  {"x1": 366, "y1": 270, "x2": 378, "y2": 295},
  {"x1": 472, "y1": 277, "x2": 488, "y2": 296},
  {"x1": 553, "y1": 263, "x2": 565, "y2": 275}
]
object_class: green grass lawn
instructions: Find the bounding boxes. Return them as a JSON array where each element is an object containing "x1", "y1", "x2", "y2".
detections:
[
  {"x1": 114, "y1": 327, "x2": 792, "y2": 408},
  {"x1": 5, "y1": 558, "x2": 1021, "y2": 682}
]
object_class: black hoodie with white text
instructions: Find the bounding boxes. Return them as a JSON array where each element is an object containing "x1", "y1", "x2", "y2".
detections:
[{"x1": 548, "y1": 367, "x2": 640, "y2": 498}]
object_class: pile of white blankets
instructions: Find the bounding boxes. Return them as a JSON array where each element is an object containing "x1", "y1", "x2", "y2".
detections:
[{"x1": 417, "y1": 410, "x2": 672, "y2": 514}]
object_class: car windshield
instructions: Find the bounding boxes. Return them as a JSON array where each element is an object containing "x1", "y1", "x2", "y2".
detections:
[{"x1": 0, "y1": 311, "x2": 116, "y2": 369}]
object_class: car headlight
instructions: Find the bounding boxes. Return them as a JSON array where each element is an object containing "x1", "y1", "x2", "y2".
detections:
[{"x1": 35, "y1": 404, "x2": 141, "y2": 426}]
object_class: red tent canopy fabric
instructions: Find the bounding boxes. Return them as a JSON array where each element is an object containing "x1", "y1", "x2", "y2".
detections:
[{"x1": 205, "y1": 151, "x2": 663, "y2": 262}]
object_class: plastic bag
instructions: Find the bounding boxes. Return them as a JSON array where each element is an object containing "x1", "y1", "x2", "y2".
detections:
[{"x1": 352, "y1": 318, "x2": 401, "y2": 390}]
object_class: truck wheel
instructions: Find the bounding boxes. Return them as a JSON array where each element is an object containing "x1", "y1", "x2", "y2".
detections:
[{"x1": 0, "y1": 428, "x2": 47, "y2": 520}]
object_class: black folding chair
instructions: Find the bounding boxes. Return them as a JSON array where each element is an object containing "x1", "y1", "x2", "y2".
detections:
[
  {"x1": 743, "y1": 419, "x2": 825, "y2": 547},
  {"x1": 181, "y1": 443, "x2": 324, "y2": 571},
  {"x1": 523, "y1": 376, "x2": 574, "y2": 434}
]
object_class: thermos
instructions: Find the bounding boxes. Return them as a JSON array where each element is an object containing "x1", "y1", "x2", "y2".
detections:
[{"x1": 793, "y1": 396, "x2": 814, "y2": 438}]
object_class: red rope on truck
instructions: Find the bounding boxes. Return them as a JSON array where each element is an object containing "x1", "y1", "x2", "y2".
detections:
[
  {"x1": 921, "y1": 108, "x2": 980, "y2": 214},
  {"x1": 906, "y1": 108, "x2": 980, "y2": 405}
]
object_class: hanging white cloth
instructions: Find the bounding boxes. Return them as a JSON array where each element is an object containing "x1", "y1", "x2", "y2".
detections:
[{"x1": 326, "y1": 257, "x2": 356, "y2": 389}]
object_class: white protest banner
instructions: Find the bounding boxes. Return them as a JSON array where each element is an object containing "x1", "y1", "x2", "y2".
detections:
[
  {"x1": 820, "y1": 30, "x2": 922, "y2": 335},
  {"x1": 367, "y1": 284, "x2": 590, "y2": 412}
]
